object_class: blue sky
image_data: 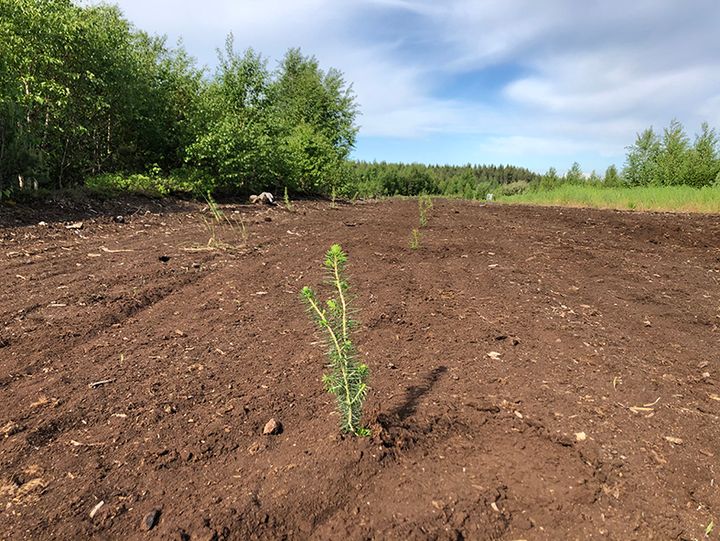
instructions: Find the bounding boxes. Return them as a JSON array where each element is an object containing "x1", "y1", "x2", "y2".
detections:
[{"x1": 86, "y1": 0, "x2": 720, "y2": 174}]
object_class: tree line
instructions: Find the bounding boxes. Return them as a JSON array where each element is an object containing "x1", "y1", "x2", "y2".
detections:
[
  {"x1": 0, "y1": 0, "x2": 357, "y2": 197},
  {"x1": 2, "y1": 1, "x2": 718, "y2": 201},
  {"x1": 345, "y1": 162, "x2": 540, "y2": 199},
  {"x1": 351, "y1": 120, "x2": 720, "y2": 200}
]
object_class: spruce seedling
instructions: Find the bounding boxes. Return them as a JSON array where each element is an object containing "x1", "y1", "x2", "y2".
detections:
[
  {"x1": 418, "y1": 195, "x2": 433, "y2": 227},
  {"x1": 301, "y1": 244, "x2": 370, "y2": 436},
  {"x1": 410, "y1": 228, "x2": 421, "y2": 249},
  {"x1": 284, "y1": 187, "x2": 293, "y2": 211}
]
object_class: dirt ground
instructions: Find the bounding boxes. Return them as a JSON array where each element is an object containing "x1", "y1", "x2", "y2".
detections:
[{"x1": 1, "y1": 197, "x2": 719, "y2": 540}]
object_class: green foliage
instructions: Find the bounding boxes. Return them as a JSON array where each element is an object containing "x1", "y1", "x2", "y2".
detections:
[
  {"x1": 283, "y1": 186, "x2": 293, "y2": 210},
  {"x1": 186, "y1": 40, "x2": 358, "y2": 195},
  {"x1": 301, "y1": 245, "x2": 369, "y2": 436},
  {"x1": 0, "y1": 0, "x2": 204, "y2": 189},
  {"x1": 497, "y1": 180, "x2": 530, "y2": 196},
  {"x1": 85, "y1": 170, "x2": 209, "y2": 197},
  {"x1": 203, "y1": 192, "x2": 225, "y2": 224},
  {"x1": 271, "y1": 48, "x2": 358, "y2": 194},
  {"x1": 657, "y1": 119, "x2": 690, "y2": 185},
  {"x1": 604, "y1": 164, "x2": 621, "y2": 186},
  {"x1": 587, "y1": 171, "x2": 602, "y2": 184},
  {"x1": 1, "y1": 4, "x2": 356, "y2": 198},
  {"x1": 623, "y1": 120, "x2": 720, "y2": 187},
  {"x1": 347, "y1": 162, "x2": 537, "y2": 199},
  {"x1": 418, "y1": 195, "x2": 433, "y2": 226},
  {"x1": 409, "y1": 228, "x2": 421, "y2": 249},
  {"x1": 564, "y1": 162, "x2": 584, "y2": 184},
  {"x1": 539, "y1": 167, "x2": 561, "y2": 191},
  {"x1": 687, "y1": 122, "x2": 720, "y2": 187},
  {"x1": 624, "y1": 128, "x2": 661, "y2": 186}
]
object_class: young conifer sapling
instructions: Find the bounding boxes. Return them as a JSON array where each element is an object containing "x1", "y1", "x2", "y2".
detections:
[{"x1": 301, "y1": 244, "x2": 370, "y2": 436}]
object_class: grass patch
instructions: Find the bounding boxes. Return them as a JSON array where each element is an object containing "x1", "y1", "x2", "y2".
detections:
[{"x1": 499, "y1": 184, "x2": 720, "y2": 213}]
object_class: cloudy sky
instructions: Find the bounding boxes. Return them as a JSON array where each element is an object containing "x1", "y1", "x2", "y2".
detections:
[{"x1": 92, "y1": 0, "x2": 720, "y2": 173}]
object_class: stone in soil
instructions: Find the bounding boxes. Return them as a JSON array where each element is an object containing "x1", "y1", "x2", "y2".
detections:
[
  {"x1": 263, "y1": 418, "x2": 282, "y2": 435},
  {"x1": 142, "y1": 509, "x2": 161, "y2": 531}
]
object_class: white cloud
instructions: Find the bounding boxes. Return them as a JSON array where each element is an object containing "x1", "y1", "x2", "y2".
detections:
[{"x1": 88, "y1": 0, "x2": 720, "y2": 169}]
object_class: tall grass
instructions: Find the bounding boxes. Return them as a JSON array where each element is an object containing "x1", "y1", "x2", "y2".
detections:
[{"x1": 499, "y1": 184, "x2": 720, "y2": 213}]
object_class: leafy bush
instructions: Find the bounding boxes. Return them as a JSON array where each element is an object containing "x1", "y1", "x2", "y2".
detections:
[
  {"x1": 86, "y1": 169, "x2": 212, "y2": 197},
  {"x1": 497, "y1": 180, "x2": 530, "y2": 196}
]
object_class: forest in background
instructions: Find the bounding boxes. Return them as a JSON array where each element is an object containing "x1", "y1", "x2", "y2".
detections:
[
  {"x1": 0, "y1": 0, "x2": 357, "y2": 198},
  {"x1": 2, "y1": 0, "x2": 720, "y2": 203}
]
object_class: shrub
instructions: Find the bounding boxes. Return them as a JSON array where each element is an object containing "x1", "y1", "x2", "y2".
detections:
[{"x1": 497, "y1": 180, "x2": 530, "y2": 196}]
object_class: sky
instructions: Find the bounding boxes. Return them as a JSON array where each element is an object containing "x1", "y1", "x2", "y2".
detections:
[{"x1": 87, "y1": 0, "x2": 720, "y2": 174}]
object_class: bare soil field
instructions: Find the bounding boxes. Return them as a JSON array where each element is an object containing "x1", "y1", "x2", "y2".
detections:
[{"x1": 1, "y1": 197, "x2": 719, "y2": 540}]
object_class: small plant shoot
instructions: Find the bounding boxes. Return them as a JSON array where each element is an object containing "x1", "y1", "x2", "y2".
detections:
[
  {"x1": 410, "y1": 228, "x2": 421, "y2": 249},
  {"x1": 284, "y1": 187, "x2": 293, "y2": 211},
  {"x1": 418, "y1": 195, "x2": 433, "y2": 227},
  {"x1": 301, "y1": 244, "x2": 370, "y2": 436}
]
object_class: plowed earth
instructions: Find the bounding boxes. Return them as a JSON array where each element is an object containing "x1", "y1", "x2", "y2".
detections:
[{"x1": 1, "y1": 198, "x2": 719, "y2": 540}]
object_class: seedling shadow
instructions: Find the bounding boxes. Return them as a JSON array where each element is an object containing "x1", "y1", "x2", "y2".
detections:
[
  {"x1": 391, "y1": 365, "x2": 448, "y2": 421},
  {"x1": 369, "y1": 366, "x2": 448, "y2": 455}
]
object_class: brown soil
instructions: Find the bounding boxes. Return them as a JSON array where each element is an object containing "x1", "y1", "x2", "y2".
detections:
[{"x1": 1, "y1": 198, "x2": 719, "y2": 540}]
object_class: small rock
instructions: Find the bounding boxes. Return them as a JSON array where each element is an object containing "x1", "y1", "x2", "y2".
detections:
[
  {"x1": 664, "y1": 436, "x2": 684, "y2": 445},
  {"x1": 113, "y1": 215, "x2": 125, "y2": 223},
  {"x1": 159, "y1": 255, "x2": 171, "y2": 263},
  {"x1": 142, "y1": 509, "x2": 161, "y2": 531},
  {"x1": 487, "y1": 351, "x2": 502, "y2": 360},
  {"x1": 264, "y1": 216, "x2": 272, "y2": 222},
  {"x1": 575, "y1": 431, "x2": 587, "y2": 442},
  {"x1": 65, "y1": 221, "x2": 84, "y2": 230},
  {"x1": 387, "y1": 362, "x2": 397, "y2": 369},
  {"x1": 38, "y1": 221, "x2": 47, "y2": 226},
  {"x1": 643, "y1": 320, "x2": 652, "y2": 327},
  {"x1": 263, "y1": 418, "x2": 282, "y2": 435}
]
